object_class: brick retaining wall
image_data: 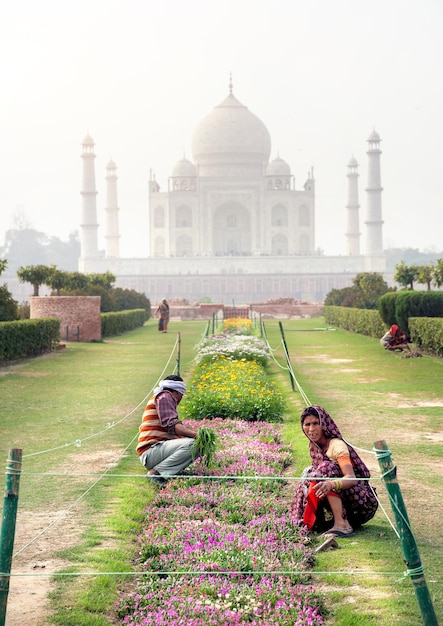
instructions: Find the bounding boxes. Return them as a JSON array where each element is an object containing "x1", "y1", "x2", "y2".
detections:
[{"x1": 30, "y1": 296, "x2": 101, "y2": 342}]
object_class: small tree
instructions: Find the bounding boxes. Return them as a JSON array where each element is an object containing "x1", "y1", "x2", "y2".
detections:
[
  {"x1": 88, "y1": 272, "x2": 116, "y2": 289},
  {"x1": 433, "y1": 258, "x2": 443, "y2": 288},
  {"x1": 17, "y1": 264, "x2": 53, "y2": 296},
  {"x1": 416, "y1": 264, "x2": 434, "y2": 291},
  {"x1": 393, "y1": 261, "x2": 419, "y2": 290},
  {"x1": 352, "y1": 272, "x2": 392, "y2": 309},
  {"x1": 0, "y1": 259, "x2": 18, "y2": 321},
  {"x1": 67, "y1": 272, "x2": 90, "y2": 290},
  {"x1": 47, "y1": 266, "x2": 71, "y2": 296}
]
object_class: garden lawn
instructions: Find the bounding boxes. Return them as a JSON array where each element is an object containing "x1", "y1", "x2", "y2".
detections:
[
  {"x1": 262, "y1": 317, "x2": 442, "y2": 625},
  {"x1": 0, "y1": 317, "x2": 441, "y2": 624}
]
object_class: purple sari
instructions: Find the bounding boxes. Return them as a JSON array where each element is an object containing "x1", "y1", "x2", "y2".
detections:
[{"x1": 291, "y1": 405, "x2": 378, "y2": 532}]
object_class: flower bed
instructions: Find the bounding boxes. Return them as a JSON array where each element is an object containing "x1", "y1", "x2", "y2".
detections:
[
  {"x1": 181, "y1": 357, "x2": 284, "y2": 422},
  {"x1": 196, "y1": 334, "x2": 271, "y2": 366},
  {"x1": 223, "y1": 317, "x2": 253, "y2": 334},
  {"x1": 117, "y1": 420, "x2": 324, "y2": 625}
]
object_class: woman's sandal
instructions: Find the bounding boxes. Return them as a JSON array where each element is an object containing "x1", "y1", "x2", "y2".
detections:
[{"x1": 321, "y1": 527, "x2": 354, "y2": 538}]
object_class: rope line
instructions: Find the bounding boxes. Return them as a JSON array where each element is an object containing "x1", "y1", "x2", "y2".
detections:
[
  {"x1": 17, "y1": 472, "x2": 383, "y2": 481},
  {"x1": 22, "y1": 336, "x2": 180, "y2": 459},
  {"x1": 1, "y1": 569, "x2": 426, "y2": 579},
  {"x1": 13, "y1": 430, "x2": 139, "y2": 559}
]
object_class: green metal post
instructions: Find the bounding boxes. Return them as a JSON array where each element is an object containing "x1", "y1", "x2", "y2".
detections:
[
  {"x1": 176, "y1": 332, "x2": 181, "y2": 377},
  {"x1": 374, "y1": 440, "x2": 438, "y2": 626},
  {"x1": 0, "y1": 449, "x2": 22, "y2": 626},
  {"x1": 278, "y1": 321, "x2": 295, "y2": 391}
]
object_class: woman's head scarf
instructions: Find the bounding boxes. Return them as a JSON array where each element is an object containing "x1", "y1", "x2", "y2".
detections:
[{"x1": 300, "y1": 405, "x2": 370, "y2": 478}]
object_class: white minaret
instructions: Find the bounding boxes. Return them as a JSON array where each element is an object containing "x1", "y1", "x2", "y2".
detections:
[
  {"x1": 80, "y1": 134, "x2": 99, "y2": 261},
  {"x1": 345, "y1": 156, "x2": 361, "y2": 256},
  {"x1": 365, "y1": 130, "x2": 384, "y2": 255},
  {"x1": 105, "y1": 160, "x2": 120, "y2": 258}
]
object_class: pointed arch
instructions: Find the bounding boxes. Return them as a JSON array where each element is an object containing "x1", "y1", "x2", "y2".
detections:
[
  {"x1": 272, "y1": 234, "x2": 288, "y2": 255},
  {"x1": 271, "y1": 204, "x2": 288, "y2": 227}
]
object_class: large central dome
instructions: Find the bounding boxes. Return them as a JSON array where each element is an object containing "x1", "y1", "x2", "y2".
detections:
[{"x1": 191, "y1": 91, "x2": 271, "y2": 178}]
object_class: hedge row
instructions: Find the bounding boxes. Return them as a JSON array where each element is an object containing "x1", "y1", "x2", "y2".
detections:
[
  {"x1": 323, "y1": 306, "x2": 386, "y2": 338},
  {"x1": 324, "y1": 305, "x2": 443, "y2": 356},
  {"x1": 379, "y1": 290, "x2": 443, "y2": 334},
  {"x1": 0, "y1": 318, "x2": 60, "y2": 364},
  {"x1": 409, "y1": 317, "x2": 443, "y2": 356},
  {"x1": 101, "y1": 308, "x2": 146, "y2": 337}
]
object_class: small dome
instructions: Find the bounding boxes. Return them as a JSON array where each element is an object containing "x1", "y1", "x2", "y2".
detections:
[
  {"x1": 107, "y1": 159, "x2": 117, "y2": 169},
  {"x1": 172, "y1": 157, "x2": 197, "y2": 177},
  {"x1": 368, "y1": 129, "x2": 381, "y2": 141},
  {"x1": 347, "y1": 156, "x2": 358, "y2": 167},
  {"x1": 267, "y1": 156, "x2": 291, "y2": 176},
  {"x1": 82, "y1": 133, "x2": 94, "y2": 145}
]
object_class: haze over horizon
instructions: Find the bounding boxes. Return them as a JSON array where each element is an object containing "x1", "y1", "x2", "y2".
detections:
[{"x1": 1, "y1": 0, "x2": 442, "y2": 260}]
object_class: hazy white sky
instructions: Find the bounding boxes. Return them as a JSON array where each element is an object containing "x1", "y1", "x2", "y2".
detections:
[{"x1": 0, "y1": 0, "x2": 441, "y2": 258}]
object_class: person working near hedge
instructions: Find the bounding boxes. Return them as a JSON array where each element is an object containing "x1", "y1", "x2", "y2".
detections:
[
  {"x1": 136, "y1": 374, "x2": 198, "y2": 484},
  {"x1": 380, "y1": 324, "x2": 411, "y2": 352}
]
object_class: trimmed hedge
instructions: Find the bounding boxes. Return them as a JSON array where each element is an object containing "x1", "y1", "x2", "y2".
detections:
[
  {"x1": 0, "y1": 318, "x2": 60, "y2": 364},
  {"x1": 324, "y1": 306, "x2": 386, "y2": 338},
  {"x1": 394, "y1": 291, "x2": 443, "y2": 335},
  {"x1": 409, "y1": 317, "x2": 443, "y2": 357},
  {"x1": 101, "y1": 309, "x2": 146, "y2": 337},
  {"x1": 378, "y1": 292, "x2": 399, "y2": 327},
  {"x1": 325, "y1": 305, "x2": 443, "y2": 357},
  {"x1": 379, "y1": 290, "x2": 443, "y2": 335}
]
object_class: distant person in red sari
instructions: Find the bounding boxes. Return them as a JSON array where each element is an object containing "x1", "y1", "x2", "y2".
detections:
[
  {"x1": 292, "y1": 406, "x2": 378, "y2": 538},
  {"x1": 155, "y1": 299, "x2": 170, "y2": 333},
  {"x1": 380, "y1": 324, "x2": 410, "y2": 352}
]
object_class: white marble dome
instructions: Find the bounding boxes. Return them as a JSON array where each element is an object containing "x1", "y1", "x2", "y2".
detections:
[{"x1": 192, "y1": 91, "x2": 271, "y2": 177}]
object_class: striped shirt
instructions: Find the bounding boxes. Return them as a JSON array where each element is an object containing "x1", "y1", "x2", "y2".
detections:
[{"x1": 136, "y1": 391, "x2": 180, "y2": 456}]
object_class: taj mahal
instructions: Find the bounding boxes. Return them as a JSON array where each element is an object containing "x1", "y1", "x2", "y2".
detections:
[{"x1": 79, "y1": 82, "x2": 386, "y2": 304}]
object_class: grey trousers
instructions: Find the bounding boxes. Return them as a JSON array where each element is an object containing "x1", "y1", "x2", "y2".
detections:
[{"x1": 139, "y1": 438, "x2": 195, "y2": 479}]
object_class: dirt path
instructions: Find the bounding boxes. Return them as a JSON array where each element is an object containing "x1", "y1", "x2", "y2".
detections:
[{"x1": 6, "y1": 510, "x2": 81, "y2": 626}]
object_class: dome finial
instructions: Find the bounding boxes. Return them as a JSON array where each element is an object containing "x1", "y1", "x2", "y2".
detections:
[{"x1": 229, "y1": 72, "x2": 233, "y2": 95}]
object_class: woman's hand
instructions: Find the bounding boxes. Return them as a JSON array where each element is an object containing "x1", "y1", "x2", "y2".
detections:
[{"x1": 313, "y1": 480, "x2": 332, "y2": 498}]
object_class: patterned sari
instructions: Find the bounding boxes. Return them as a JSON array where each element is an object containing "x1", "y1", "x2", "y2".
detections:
[{"x1": 291, "y1": 405, "x2": 378, "y2": 532}]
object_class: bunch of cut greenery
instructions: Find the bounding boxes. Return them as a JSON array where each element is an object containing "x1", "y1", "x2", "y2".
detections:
[{"x1": 192, "y1": 426, "x2": 218, "y2": 467}]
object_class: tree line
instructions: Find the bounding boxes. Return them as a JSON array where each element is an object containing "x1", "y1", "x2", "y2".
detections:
[
  {"x1": 325, "y1": 259, "x2": 443, "y2": 309},
  {"x1": 0, "y1": 261, "x2": 151, "y2": 322}
]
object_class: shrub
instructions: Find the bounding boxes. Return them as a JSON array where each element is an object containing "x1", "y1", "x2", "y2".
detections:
[
  {"x1": 323, "y1": 306, "x2": 386, "y2": 338},
  {"x1": 101, "y1": 309, "x2": 146, "y2": 337},
  {"x1": 395, "y1": 291, "x2": 443, "y2": 335},
  {"x1": 378, "y1": 292, "x2": 399, "y2": 327},
  {"x1": 0, "y1": 318, "x2": 60, "y2": 363},
  {"x1": 409, "y1": 317, "x2": 443, "y2": 356}
]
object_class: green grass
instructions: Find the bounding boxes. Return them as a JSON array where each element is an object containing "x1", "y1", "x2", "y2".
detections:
[
  {"x1": 0, "y1": 319, "x2": 207, "y2": 625},
  {"x1": 264, "y1": 317, "x2": 442, "y2": 625},
  {"x1": 1, "y1": 316, "x2": 442, "y2": 625}
]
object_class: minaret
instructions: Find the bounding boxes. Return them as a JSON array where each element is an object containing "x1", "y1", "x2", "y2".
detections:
[
  {"x1": 365, "y1": 130, "x2": 384, "y2": 255},
  {"x1": 345, "y1": 156, "x2": 361, "y2": 256},
  {"x1": 80, "y1": 134, "x2": 99, "y2": 262},
  {"x1": 104, "y1": 160, "x2": 120, "y2": 258}
]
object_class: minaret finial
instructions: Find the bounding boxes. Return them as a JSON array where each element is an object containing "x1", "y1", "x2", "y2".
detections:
[{"x1": 229, "y1": 72, "x2": 233, "y2": 95}]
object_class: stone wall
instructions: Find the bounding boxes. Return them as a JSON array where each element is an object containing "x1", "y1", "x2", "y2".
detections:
[
  {"x1": 167, "y1": 301, "x2": 323, "y2": 321},
  {"x1": 30, "y1": 296, "x2": 101, "y2": 342}
]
